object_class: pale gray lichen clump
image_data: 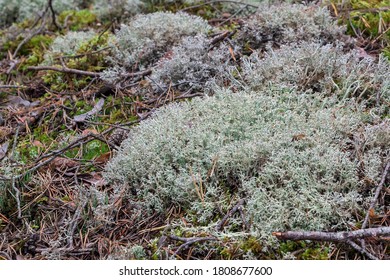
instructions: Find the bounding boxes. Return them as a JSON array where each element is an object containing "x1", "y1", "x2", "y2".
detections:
[
  {"x1": 49, "y1": 30, "x2": 97, "y2": 56},
  {"x1": 97, "y1": 2, "x2": 390, "y2": 253},
  {"x1": 42, "y1": 30, "x2": 98, "y2": 65},
  {"x1": 104, "y1": 90, "x2": 388, "y2": 244},
  {"x1": 0, "y1": 0, "x2": 84, "y2": 27},
  {"x1": 239, "y1": 42, "x2": 390, "y2": 107},
  {"x1": 236, "y1": 3, "x2": 347, "y2": 50},
  {"x1": 92, "y1": 0, "x2": 143, "y2": 21},
  {"x1": 150, "y1": 35, "x2": 232, "y2": 91},
  {"x1": 101, "y1": 12, "x2": 212, "y2": 84}
]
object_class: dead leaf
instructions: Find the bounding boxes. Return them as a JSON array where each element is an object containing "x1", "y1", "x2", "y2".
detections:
[
  {"x1": 0, "y1": 141, "x2": 9, "y2": 160},
  {"x1": 0, "y1": 127, "x2": 12, "y2": 142},
  {"x1": 1, "y1": 95, "x2": 40, "y2": 108},
  {"x1": 93, "y1": 151, "x2": 112, "y2": 164},
  {"x1": 369, "y1": 208, "x2": 378, "y2": 219},
  {"x1": 73, "y1": 98, "x2": 104, "y2": 123},
  {"x1": 49, "y1": 157, "x2": 78, "y2": 171},
  {"x1": 81, "y1": 128, "x2": 99, "y2": 136},
  {"x1": 292, "y1": 134, "x2": 306, "y2": 141},
  {"x1": 32, "y1": 140, "x2": 44, "y2": 148},
  {"x1": 228, "y1": 46, "x2": 236, "y2": 62},
  {"x1": 222, "y1": 13, "x2": 231, "y2": 18},
  {"x1": 81, "y1": 172, "x2": 107, "y2": 187}
]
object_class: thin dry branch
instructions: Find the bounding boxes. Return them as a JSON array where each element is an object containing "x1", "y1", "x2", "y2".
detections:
[
  {"x1": 346, "y1": 240, "x2": 378, "y2": 260},
  {"x1": 168, "y1": 235, "x2": 218, "y2": 257},
  {"x1": 67, "y1": 199, "x2": 88, "y2": 248},
  {"x1": 27, "y1": 66, "x2": 151, "y2": 79},
  {"x1": 56, "y1": 46, "x2": 112, "y2": 60},
  {"x1": 48, "y1": 0, "x2": 61, "y2": 30},
  {"x1": 210, "y1": 30, "x2": 236, "y2": 47},
  {"x1": 10, "y1": 127, "x2": 22, "y2": 219},
  {"x1": 362, "y1": 161, "x2": 390, "y2": 229},
  {"x1": 27, "y1": 65, "x2": 101, "y2": 77},
  {"x1": 0, "y1": 85, "x2": 26, "y2": 89},
  {"x1": 11, "y1": 12, "x2": 48, "y2": 59},
  {"x1": 216, "y1": 198, "x2": 245, "y2": 231},
  {"x1": 272, "y1": 227, "x2": 390, "y2": 242}
]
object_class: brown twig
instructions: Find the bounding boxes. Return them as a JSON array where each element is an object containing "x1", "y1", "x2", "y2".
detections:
[
  {"x1": 0, "y1": 85, "x2": 26, "y2": 89},
  {"x1": 346, "y1": 240, "x2": 378, "y2": 260},
  {"x1": 27, "y1": 65, "x2": 101, "y2": 77},
  {"x1": 210, "y1": 30, "x2": 236, "y2": 46},
  {"x1": 273, "y1": 227, "x2": 390, "y2": 242},
  {"x1": 238, "y1": 207, "x2": 250, "y2": 230},
  {"x1": 10, "y1": 126, "x2": 22, "y2": 219},
  {"x1": 2, "y1": 118, "x2": 142, "y2": 181},
  {"x1": 56, "y1": 47, "x2": 112, "y2": 60},
  {"x1": 362, "y1": 161, "x2": 390, "y2": 229},
  {"x1": 11, "y1": 12, "x2": 48, "y2": 60},
  {"x1": 47, "y1": 0, "x2": 61, "y2": 30},
  {"x1": 216, "y1": 198, "x2": 245, "y2": 231},
  {"x1": 168, "y1": 235, "x2": 218, "y2": 257},
  {"x1": 67, "y1": 199, "x2": 88, "y2": 248},
  {"x1": 27, "y1": 66, "x2": 151, "y2": 79}
]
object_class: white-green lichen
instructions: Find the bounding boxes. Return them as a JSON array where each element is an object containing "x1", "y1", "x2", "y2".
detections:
[
  {"x1": 236, "y1": 2, "x2": 347, "y2": 50},
  {"x1": 150, "y1": 35, "x2": 232, "y2": 91},
  {"x1": 104, "y1": 89, "x2": 388, "y2": 245},
  {"x1": 101, "y1": 11, "x2": 212, "y2": 83},
  {"x1": 237, "y1": 42, "x2": 390, "y2": 109}
]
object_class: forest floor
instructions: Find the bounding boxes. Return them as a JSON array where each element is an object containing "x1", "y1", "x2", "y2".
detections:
[{"x1": 0, "y1": 0, "x2": 389, "y2": 260}]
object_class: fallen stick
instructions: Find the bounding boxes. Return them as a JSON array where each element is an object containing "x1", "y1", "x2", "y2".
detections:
[
  {"x1": 345, "y1": 240, "x2": 378, "y2": 260},
  {"x1": 272, "y1": 226, "x2": 390, "y2": 242},
  {"x1": 27, "y1": 66, "x2": 151, "y2": 79},
  {"x1": 216, "y1": 198, "x2": 245, "y2": 231},
  {"x1": 362, "y1": 161, "x2": 390, "y2": 229},
  {"x1": 27, "y1": 65, "x2": 101, "y2": 77},
  {"x1": 168, "y1": 235, "x2": 218, "y2": 257}
]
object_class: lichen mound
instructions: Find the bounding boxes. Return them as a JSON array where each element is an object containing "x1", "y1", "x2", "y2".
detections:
[{"x1": 104, "y1": 90, "x2": 387, "y2": 244}]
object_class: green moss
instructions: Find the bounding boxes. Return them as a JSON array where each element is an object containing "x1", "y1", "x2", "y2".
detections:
[
  {"x1": 301, "y1": 246, "x2": 330, "y2": 260},
  {"x1": 383, "y1": 46, "x2": 390, "y2": 60},
  {"x1": 348, "y1": 10, "x2": 390, "y2": 38},
  {"x1": 331, "y1": 0, "x2": 390, "y2": 51},
  {"x1": 1, "y1": 33, "x2": 53, "y2": 71},
  {"x1": 109, "y1": 109, "x2": 126, "y2": 122},
  {"x1": 220, "y1": 247, "x2": 234, "y2": 259},
  {"x1": 58, "y1": 10, "x2": 97, "y2": 31},
  {"x1": 83, "y1": 140, "x2": 109, "y2": 161},
  {"x1": 240, "y1": 236, "x2": 262, "y2": 255},
  {"x1": 33, "y1": 126, "x2": 54, "y2": 145},
  {"x1": 0, "y1": 181, "x2": 15, "y2": 215},
  {"x1": 279, "y1": 240, "x2": 330, "y2": 259}
]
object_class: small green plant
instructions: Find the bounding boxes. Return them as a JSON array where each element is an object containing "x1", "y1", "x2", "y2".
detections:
[{"x1": 57, "y1": 9, "x2": 97, "y2": 31}]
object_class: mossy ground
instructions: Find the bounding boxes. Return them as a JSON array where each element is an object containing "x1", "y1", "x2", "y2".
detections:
[{"x1": 0, "y1": 1, "x2": 389, "y2": 260}]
